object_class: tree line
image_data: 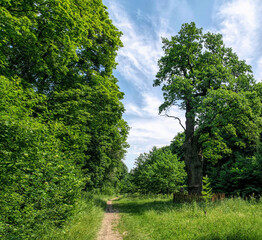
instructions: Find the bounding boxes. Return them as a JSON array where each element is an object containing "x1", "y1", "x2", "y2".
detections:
[
  {"x1": 125, "y1": 23, "x2": 262, "y2": 197},
  {"x1": 0, "y1": 0, "x2": 129, "y2": 238}
]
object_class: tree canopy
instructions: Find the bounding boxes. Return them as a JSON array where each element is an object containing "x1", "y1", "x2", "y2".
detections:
[
  {"x1": 0, "y1": 0, "x2": 122, "y2": 91},
  {"x1": 130, "y1": 147, "x2": 186, "y2": 194}
]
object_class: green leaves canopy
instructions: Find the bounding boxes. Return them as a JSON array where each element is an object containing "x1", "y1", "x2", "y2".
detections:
[
  {"x1": 0, "y1": 0, "x2": 122, "y2": 91},
  {"x1": 131, "y1": 147, "x2": 186, "y2": 194},
  {"x1": 197, "y1": 89, "x2": 262, "y2": 163},
  {"x1": 154, "y1": 22, "x2": 254, "y2": 113},
  {"x1": 0, "y1": 0, "x2": 129, "y2": 191},
  {"x1": 0, "y1": 77, "x2": 84, "y2": 238}
]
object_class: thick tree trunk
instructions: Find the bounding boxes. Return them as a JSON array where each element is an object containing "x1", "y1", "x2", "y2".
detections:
[{"x1": 183, "y1": 101, "x2": 203, "y2": 194}]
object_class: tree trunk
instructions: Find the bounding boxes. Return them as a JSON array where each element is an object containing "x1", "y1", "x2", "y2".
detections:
[{"x1": 183, "y1": 100, "x2": 203, "y2": 194}]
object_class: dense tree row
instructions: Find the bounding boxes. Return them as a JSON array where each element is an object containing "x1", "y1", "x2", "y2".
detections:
[{"x1": 0, "y1": 0, "x2": 129, "y2": 238}]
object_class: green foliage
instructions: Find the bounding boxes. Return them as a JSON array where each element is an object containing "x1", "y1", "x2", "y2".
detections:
[
  {"x1": 208, "y1": 151, "x2": 262, "y2": 197},
  {"x1": 131, "y1": 147, "x2": 186, "y2": 194},
  {"x1": 47, "y1": 75, "x2": 129, "y2": 191},
  {"x1": 170, "y1": 132, "x2": 185, "y2": 159},
  {"x1": 197, "y1": 89, "x2": 262, "y2": 163},
  {"x1": 201, "y1": 176, "x2": 213, "y2": 215},
  {"x1": 0, "y1": 0, "x2": 129, "y2": 190},
  {"x1": 0, "y1": 0, "x2": 129, "y2": 238},
  {"x1": 0, "y1": 0, "x2": 122, "y2": 92},
  {"x1": 200, "y1": 86, "x2": 262, "y2": 196},
  {"x1": 154, "y1": 22, "x2": 254, "y2": 113},
  {"x1": 0, "y1": 77, "x2": 84, "y2": 239},
  {"x1": 201, "y1": 176, "x2": 213, "y2": 200}
]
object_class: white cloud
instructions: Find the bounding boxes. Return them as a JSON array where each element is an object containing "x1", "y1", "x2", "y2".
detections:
[
  {"x1": 105, "y1": 1, "x2": 169, "y2": 90},
  {"x1": 125, "y1": 93, "x2": 185, "y2": 168},
  {"x1": 141, "y1": 92, "x2": 162, "y2": 117},
  {"x1": 126, "y1": 113, "x2": 185, "y2": 168},
  {"x1": 255, "y1": 57, "x2": 262, "y2": 81},
  {"x1": 126, "y1": 92, "x2": 185, "y2": 144},
  {"x1": 125, "y1": 103, "x2": 143, "y2": 116},
  {"x1": 155, "y1": 0, "x2": 194, "y2": 24},
  {"x1": 104, "y1": 1, "x2": 184, "y2": 169},
  {"x1": 128, "y1": 117, "x2": 183, "y2": 142},
  {"x1": 215, "y1": 0, "x2": 262, "y2": 69}
]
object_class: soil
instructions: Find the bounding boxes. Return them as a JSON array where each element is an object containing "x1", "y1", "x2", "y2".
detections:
[{"x1": 96, "y1": 197, "x2": 122, "y2": 240}]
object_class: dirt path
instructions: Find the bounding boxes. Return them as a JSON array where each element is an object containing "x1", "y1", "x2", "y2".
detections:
[{"x1": 96, "y1": 197, "x2": 122, "y2": 240}]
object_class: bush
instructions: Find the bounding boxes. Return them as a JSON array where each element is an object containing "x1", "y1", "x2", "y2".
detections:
[{"x1": 0, "y1": 77, "x2": 84, "y2": 239}]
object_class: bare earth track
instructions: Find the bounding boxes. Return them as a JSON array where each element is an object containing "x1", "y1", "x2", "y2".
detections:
[{"x1": 96, "y1": 197, "x2": 122, "y2": 240}]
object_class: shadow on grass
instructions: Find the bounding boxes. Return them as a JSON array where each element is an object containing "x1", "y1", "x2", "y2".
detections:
[
  {"x1": 196, "y1": 234, "x2": 260, "y2": 240},
  {"x1": 113, "y1": 199, "x2": 188, "y2": 215},
  {"x1": 93, "y1": 198, "x2": 107, "y2": 210}
]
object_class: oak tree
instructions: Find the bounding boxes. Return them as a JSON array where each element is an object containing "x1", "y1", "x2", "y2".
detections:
[{"x1": 154, "y1": 22, "x2": 256, "y2": 194}]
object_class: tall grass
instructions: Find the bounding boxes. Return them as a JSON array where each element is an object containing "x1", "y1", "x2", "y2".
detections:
[
  {"x1": 39, "y1": 194, "x2": 108, "y2": 240},
  {"x1": 115, "y1": 195, "x2": 262, "y2": 240}
]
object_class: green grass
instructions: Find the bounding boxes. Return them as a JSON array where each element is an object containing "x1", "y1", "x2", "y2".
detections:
[
  {"x1": 114, "y1": 195, "x2": 262, "y2": 240},
  {"x1": 40, "y1": 194, "x2": 109, "y2": 240}
]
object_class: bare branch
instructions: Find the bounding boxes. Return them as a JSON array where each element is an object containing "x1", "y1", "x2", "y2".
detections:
[{"x1": 160, "y1": 113, "x2": 186, "y2": 131}]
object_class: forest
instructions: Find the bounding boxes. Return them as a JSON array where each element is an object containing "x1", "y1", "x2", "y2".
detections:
[{"x1": 0, "y1": 0, "x2": 261, "y2": 239}]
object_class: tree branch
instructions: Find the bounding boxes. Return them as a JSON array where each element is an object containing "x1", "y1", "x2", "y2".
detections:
[{"x1": 160, "y1": 113, "x2": 186, "y2": 131}]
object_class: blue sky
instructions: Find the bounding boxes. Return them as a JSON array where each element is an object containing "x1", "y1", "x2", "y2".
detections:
[{"x1": 103, "y1": 0, "x2": 262, "y2": 170}]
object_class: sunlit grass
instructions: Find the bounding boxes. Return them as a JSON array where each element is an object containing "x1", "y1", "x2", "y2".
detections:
[
  {"x1": 40, "y1": 195, "x2": 108, "y2": 240},
  {"x1": 115, "y1": 195, "x2": 262, "y2": 240}
]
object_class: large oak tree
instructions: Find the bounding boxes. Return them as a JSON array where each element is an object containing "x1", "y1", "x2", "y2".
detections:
[{"x1": 154, "y1": 22, "x2": 258, "y2": 194}]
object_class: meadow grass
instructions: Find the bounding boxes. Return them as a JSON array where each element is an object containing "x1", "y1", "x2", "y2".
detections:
[
  {"x1": 40, "y1": 194, "x2": 108, "y2": 240},
  {"x1": 114, "y1": 195, "x2": 262, "y2": 240}
]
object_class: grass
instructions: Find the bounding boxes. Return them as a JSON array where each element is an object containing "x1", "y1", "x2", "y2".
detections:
[
  {"x1": 40, "y1": 194, "x2": 109, "y2": 240},
  {"x1": 114, "y1": 195, "x2": 262, "y2": 240}
]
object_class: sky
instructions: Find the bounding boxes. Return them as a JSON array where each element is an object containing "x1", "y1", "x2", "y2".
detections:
[{"x1": 103, "y1": 0, "x2": 262, "y2": 170}]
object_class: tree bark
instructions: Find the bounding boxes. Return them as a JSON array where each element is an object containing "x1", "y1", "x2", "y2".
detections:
[{"x1": 183, "y1": 100, "x2": 203, "y2": 194}]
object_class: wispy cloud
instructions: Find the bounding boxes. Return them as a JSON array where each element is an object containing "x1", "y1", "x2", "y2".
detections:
[
  {"x1": 140, "y1": 92, "x2": 162, "y2": 117},
  {"x1": 104, "y1": 1, "x2": 179, "y2": 94},
  {"x1": 256, "y1": 57, "x2": 262, "y2": 81},
  {"x1": 104, "y1": 0, "x2": 185, "y2": 168},
  {"x1": 126, "y1": 116, "x2": 184, "y2": 166},
  {"x1": 125, "y1": 92, "x2": 185, "y2": 168},
  {"x1": 214, "y1": 0, "x2": 262, "y2": 79},
  {"x1": 106, "y1": 1, "x2": 170, "y2": 90},
  {"x1": 125, "y1": 103, "x2": 143, "y2": 117},
  {"x1": 154, "y1": 0, "x2": 194, "y2": 24}
]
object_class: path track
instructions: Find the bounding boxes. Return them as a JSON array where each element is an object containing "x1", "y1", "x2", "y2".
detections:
[{"x1": 96, "y1": 197, "x2": 122, "y2": 240}]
